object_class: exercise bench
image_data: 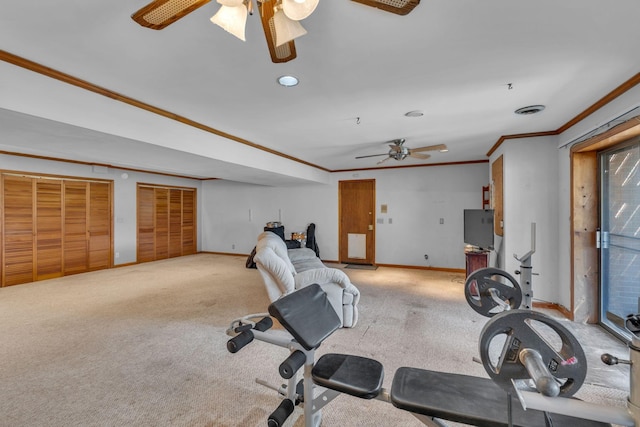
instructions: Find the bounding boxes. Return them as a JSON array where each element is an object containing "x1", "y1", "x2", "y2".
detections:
[{"x1": 227, "y1": 284, "x2": 611, "y2": 427}]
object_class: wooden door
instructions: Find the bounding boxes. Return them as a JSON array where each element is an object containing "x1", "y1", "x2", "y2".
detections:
[
  {"x1": 137, "y1": 185, "x2": 197, "y2": 262},
  {"x1": 36, "y1": 179, "x2": 63, "y2": 280},
  {"x1": 339, "y1": 180, "x2": 375, "y2": 264},
  {"x1": 155, "y1": 188, "x2": 169, "y2": 260},
  {"x1": 492, "y1": 155, "x2": 504, "y2": 236},
  {"x1": 2, "y1": 175, "x2": 35, "y2": 286},
  {"x1": 169, "y1": 189, "x2": 183, "y2": 258},
  {"x1": 88, "y1": 182, "x2": 111, "y2": 271},
  {"x1": 2, "y1": 174, "x2": 112, "y2": 286},
  {"x1": 182, "y1": 190, "x2": 196, "y2": 255},
  {"x1": 137, "y1": 186, "x2": 156, "y2": 263},
  {"x1": 63, "y1": 181, "x2": 88, "y2": 275}
]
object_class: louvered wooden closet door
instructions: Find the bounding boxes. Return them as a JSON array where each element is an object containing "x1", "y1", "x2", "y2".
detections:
[
  {"x1": 137, "y1": 186, "x2": 156, "y2": 263},
  {"x1": 2, "y1": 175, "x2": 35, "y2": 286},
  {"x1": 64, "y1": 181, "x2": 88, "y2": 275},
  {"x1": 155, "y1": 188, "x2": 169, "y2": 260},
  {"x1": 182, "y1": 190, "x2": 195, "y2": 255},
  {"x1": 2, "y1": 174, "x2": 112, "y2": 286},
  {"x1": 137, "y1": 185, "x2": 197, "y2": 262},
  {"x1": 36, "y1": 179, "x2": 63, "y2": 280},
  {"x1": 169, "y1": 189, "x2": 183, "y2": 258},
  {"x1": 88, "y1": 182, "x2": 111, "y2": 271}
]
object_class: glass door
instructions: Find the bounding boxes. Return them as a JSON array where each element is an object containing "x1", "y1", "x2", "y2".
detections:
[{"x1": 599, "y1": 140, "x2": 640, "y2": 339}]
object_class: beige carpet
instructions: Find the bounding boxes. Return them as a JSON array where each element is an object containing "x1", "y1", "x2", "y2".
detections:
[{"x1": 0, "y1": 254, "x2": 630, "y2": 426}]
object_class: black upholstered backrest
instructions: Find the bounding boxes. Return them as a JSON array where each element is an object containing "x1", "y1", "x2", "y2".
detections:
[
  {"x1": 305, "y1": 223, "x2": 320, "y2": 257},
  {"x1": 268, "y1": 284, "x2": 341, "y2": 351}
]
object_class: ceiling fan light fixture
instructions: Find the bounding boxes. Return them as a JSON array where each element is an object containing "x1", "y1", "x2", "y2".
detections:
[
  {"x1": 277, "y1": 75, "x2": 299, "y2": 87},
  {"x1": 131, "y1": 0, "x2": 212, "y2": 30},
  {"x1": 282, "y1": 0, "x2": 320, "y2": 20},
  {"x1": 514, "y1": 105, "x2": 545, "y2": 115},
  {"x1": 351, "y1": 0, "x2": 420, "y2": 16},
  {"x1": 210, "y1": 4, "x2": 248, "y2": 41},
  {"x1": 273, "y1": 8, "x2": 307, "y2": 47}
]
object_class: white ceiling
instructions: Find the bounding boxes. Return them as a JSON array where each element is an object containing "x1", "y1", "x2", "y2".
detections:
[{"x1": 1, "y1": 0, "x2": 639, "y2": 185}]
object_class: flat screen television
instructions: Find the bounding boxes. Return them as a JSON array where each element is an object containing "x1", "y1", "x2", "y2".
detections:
[{"x1": 464, "y1": 209, "x2": 494, "y2": 251}]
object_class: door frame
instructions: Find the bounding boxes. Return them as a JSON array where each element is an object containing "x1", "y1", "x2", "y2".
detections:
[{"x1": 570, "y1": 116, "x2": 640, "y2": 322}]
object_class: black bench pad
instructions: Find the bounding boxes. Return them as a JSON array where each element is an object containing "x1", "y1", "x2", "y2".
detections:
[
  {"x1": 268, "y1": 284, "x2": 342, "y2": 351},
  {"x1": 391, "y1": 367, "x2": 611, "y2": 427},
  {"x1": 312, "y1": 353, "x2": 384, "y2": 399}
]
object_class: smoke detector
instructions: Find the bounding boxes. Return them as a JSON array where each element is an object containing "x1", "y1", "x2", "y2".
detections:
[{"x1": 515, "y1": 105, "x2": 545, "y2": 115}]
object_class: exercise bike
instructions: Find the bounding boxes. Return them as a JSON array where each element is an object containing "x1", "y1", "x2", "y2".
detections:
[
  {"x1": 226, "y1": 283, "x2": 613, "y2": 427},
  {"x1": 465, "y1": 223, "x2": 537, "y2": 317}
]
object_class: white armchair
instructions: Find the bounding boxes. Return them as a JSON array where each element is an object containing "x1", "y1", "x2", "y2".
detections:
[{"x1": 253, "y1": 231, "x2": 360, "y2": 327}]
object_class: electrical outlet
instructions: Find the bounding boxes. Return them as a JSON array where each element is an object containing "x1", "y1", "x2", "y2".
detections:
[
  {"x1": 424, "y1": 254, "x2": 429, "y2": 260},
  {"x1": 115, "y1": 252, "x2": 120, "y2": 259},
  {"x1": 440, "y1": 218, "x2": 444, "y2": 224},
  {"x1": 232, "y1": 244, "x2": 236, "y2": 250}
]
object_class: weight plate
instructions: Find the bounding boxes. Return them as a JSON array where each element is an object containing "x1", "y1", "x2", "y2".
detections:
[
  {"x1": 464, "y1": 267, "x2": 522, "y2": 317},
  {"x1": 478, "y1": 309, "x2": 587, "y2": 397}
]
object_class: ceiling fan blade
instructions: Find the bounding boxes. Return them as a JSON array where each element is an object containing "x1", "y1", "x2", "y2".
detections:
[
  {"x1": 355, "y1": 153, "x2": 388, "y2": 159},
  {"x1": 409, "y1": 152, "x2": 431, "y2": 160},
  {"x1": 410, "y1": 144, "x2": 448, "y2": 153},
  {"x1": 258, "y1": 0, "x2": 297, "y2": 63},
  {"x1": 377, "y1": 156, "x2": 392, "y2": 165},
  {"x1": 350, "y1": 0, "x2": 420, "y2": 16},
  {"x1": 132, "y1": 0, "x2": 211, "y2": 30}
]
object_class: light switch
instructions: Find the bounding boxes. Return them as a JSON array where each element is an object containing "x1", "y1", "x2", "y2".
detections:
[
  {"x1": 388, "y1": 218, "x2": 393, "y2": 224},
  {"x1": 377, "y1": 218, "x2": 384, "y2": 224}
]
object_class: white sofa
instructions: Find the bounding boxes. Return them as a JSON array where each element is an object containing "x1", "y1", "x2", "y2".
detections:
[{"x1": 253, "y1": 231, "x2": 360, "y2": 327}]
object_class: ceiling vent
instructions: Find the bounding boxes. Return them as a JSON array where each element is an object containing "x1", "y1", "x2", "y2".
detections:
[{"x1": 515, "y1": 105, "x2": 545, "y2": 115}]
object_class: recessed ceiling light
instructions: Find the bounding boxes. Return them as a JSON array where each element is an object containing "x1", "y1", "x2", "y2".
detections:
[
  {"x1": 515, "y1": 105, "x2": 545, "y2": 115},
  {"x1": 277, "y1": 75, "x2": 299, "y2": 87},
  {"x1": 404, "y1": 110, "x2": 424, "y2": 117}
]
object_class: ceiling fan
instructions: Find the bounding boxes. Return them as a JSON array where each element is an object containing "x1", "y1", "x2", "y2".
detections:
[
  {"x1": 131, "y1": 0, "x2": 420, "y2": 64},
  {"x1": 355, "y1": 139, "x2": 448, "y2": 165}
]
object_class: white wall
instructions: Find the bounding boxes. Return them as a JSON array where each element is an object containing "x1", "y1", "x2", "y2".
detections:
[
  {"x1": 489, "y1": 136, "x2": 560, "y2": 305},
  {"x1": 0, "y1": 154, "x2": 202, "y2": 265},
  {"x1": 201, "y1": 180, "x2": 338, "y2": 257},
  {"x1": 201, "y1": 162, "x2": 489, "y2": 269},
  {"x1": 489, "y1": 84, "x2": 640, "y2": 310}
]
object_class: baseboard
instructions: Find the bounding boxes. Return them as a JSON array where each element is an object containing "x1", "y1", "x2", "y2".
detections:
[
  {"x1": 375, "y1": 263, "x2": 465, "y2": 274},
  {"x1": 533, "y1": 301, "x2": 572, "y2": 319},
  {"x1": 199, "y1": 251, "x2": 251, "y2": 257},
  {"x1": 200, "y1": 252, "x2": 465, "y2": 273},
  {"x1": 113, "y1": 261, "x2": 137, "y2": 268}
]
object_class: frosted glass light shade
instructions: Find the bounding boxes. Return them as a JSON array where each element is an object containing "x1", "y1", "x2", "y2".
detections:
[
  {"x1": 210, "y1": 5, "x2": 247, "y2": 41},
  {"x1": 282, "y1": 0, "x2": 319, "y2": 21},
  {"x1": 273, "y1": 9, "x2": 307, "y2": 47}
]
